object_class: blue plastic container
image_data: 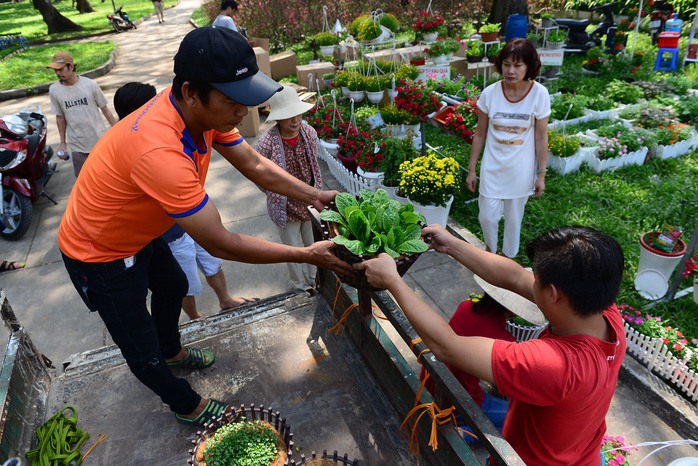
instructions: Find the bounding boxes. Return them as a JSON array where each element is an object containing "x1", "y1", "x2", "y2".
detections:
[
  {"x1": 505, "y1": 14, "x2": 528, "y2": 42},
  {"x1": 665, "y1": 14, "x2": 683, "y2": 32}
]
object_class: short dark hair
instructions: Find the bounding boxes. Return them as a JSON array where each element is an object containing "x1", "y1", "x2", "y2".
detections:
[
  {"x1": 472, "y1": 293, "x2": 509, "y2": 317},
  {"x1": 171, "y1": 75, "x2": 214, "y2": 106},
  {"x1": 113, "y1": 82, "x2": 157, "y2": 119},
  {"x1": 220, "y1": 0, "x2": 238, "y2": 11},
  {"x1": 526, "y1": 226, "x2": 624, "y2": 317},
  {"x1": 494, "y1": 39, "x2": 541, "y2": 81}
]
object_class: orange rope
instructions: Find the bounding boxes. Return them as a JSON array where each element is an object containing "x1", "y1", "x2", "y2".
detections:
[
  {"x1": 455, "y1": 426, "x2": 479, "y2": 441},
  {"x1": 400, "y1": 401, "x2": 457, "y2": 465},
  {"x1": 371, "y1": 306, "x2": 388, "y2": 320},
  {"x1": 328, "y1": 278, "x2": 358, "y2": 335},
  {"x1": 410, "y1": 337, "x2": 423, "y2": 350},
  {"x1": 82, "y1": 433, "x2": 107, "y2": 460}
]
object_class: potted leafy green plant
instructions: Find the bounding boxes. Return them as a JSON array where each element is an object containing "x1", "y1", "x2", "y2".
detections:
[
  {"x1": 478, "y1": 22, "x2": 500, "y2": 42},
  {"x1": 379, "y1": 134, "x2": 418, "y2": 194},
  {"x1": 526, "y1": 32, "x2": 542, "y2": 47},
  {"x1": 314, "y1": 31, "x2": 338, "y2": 56},
  {"x1": 487, "y1": 41, "x2": 502, "y2": 59},
  {"x1": 364, "y1": 75, "x2": 385, "y2": 104},
  {"x1": 466, "y1": 41, "x2": 484, "y2": 63},
  {"x1": 545, "y1": 29, "x2": 567, "y2": 49},
  {"x1": 319, "y1": 190, "x2": 428, "y2": 290},
  {"x1": 345, "y1": 71, "x2": 365, "y2": 102},
  {"x1": 539, "y1": 11, "x2": 555, "y2": 28}
]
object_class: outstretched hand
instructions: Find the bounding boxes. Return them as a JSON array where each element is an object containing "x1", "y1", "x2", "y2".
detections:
[
  {"x1": 311, "y1": 190, "x2": 339, "y2": 212},
  {"x1": 306, "y1": 240, "x2": 355, "y2": 276},
  {"x1": 353, "y1": 253, "x2": 399, "y2": 290}
]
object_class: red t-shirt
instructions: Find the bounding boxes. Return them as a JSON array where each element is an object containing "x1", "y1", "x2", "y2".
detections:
[
  {"x1": 58, "y1": 88, "x2": 242, "y2": 262},
  {"x1": 491, "y1": 306, "x2": 627, "y2": 465},
  {"x1": 421, "y1": 299, "x2": 515, "y2": 406}
]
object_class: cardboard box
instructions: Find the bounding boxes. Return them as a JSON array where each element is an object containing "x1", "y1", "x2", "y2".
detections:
[
  {"x1": 296, "y1": 62, "x2": 336, "y2": 91},
  {"x1": 237, "y1": 106, "x2": 260, "y2": 138},
  {"x1": 249, "y1": 37, "x2": 269, "y2": 52},
  {"x1": 270, "y1": 50, "x2": 298, "y2": 80},
  {"x1": 253, "y1": 47, "x2": 271, "y2": 77}
]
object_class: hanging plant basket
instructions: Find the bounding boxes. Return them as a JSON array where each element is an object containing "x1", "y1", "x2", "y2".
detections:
[{"x1": 189, "y1": 404, "x2": 293, "y2": 466}]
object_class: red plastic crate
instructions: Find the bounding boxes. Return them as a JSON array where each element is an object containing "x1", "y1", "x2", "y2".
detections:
[{"x1": 658, "y1": 32, "x2": 680, "y2": 49}]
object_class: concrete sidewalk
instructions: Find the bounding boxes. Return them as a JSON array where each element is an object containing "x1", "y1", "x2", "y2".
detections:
[{"x1": 1, "y1": 1, "x2": 697, "y2": 463}]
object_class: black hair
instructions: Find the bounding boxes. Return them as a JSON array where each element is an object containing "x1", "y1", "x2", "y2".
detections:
[
  {"x1": 494, "y1": 38, "x2": 541, "y2": 81},
  {"x1": 220, "y1": 0, "x2": 238, "y2": 11},
  {"x1": 472, "y1": 293, "x2": 509, "y2": 317},
  {"x1": 113, "y1": 82, "x2": 157, "y2": 119},
  {"x1": 525, "y1": 226, "x2": 624, "y2": 317},
  {"x1": 171, "y1": 75, "x2": 214, "y2": 106}
]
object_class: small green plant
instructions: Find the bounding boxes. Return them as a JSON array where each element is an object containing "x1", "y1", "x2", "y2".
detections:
[
  {"x1": 466, "y1": 41, "x2": 483, "y2": 56},
  {"x1": 395, "y1": 63, "x2": 420, "y2": 81},
  {"x1": 345, "y1": 71, "x2": 365, "y2": 91},
  {"x1": 335, "y1": 70, "x2": 350, "y2": 88},
  {"x1": 380, "y1": 103, "x2": 413, "y2": 125},
  {"x1": 313, "y1": 31, "x2": 338, "y2": 46},
  {"x1": 319, "y1": 190, "x2": 428, "y2": 258},
  {"x1": 606, "y1": 79, "x2": 643, "y2": 104},
  {"x1": 201, "y1": 420, "x2": 279, "y2": 466},
  {"x1": 479, "y1": 22, "x2": 500, "y2": 33},
  {"x1": 547, "y1": 29, "x2": 567, "y2": 43},
  {"x1": 539, "y1": 12, "x2": 555, "y2": 20},
  {"x1": 380, "y1": 135, "x2": 418, "y2": 186},
  {"x1": 526, "y1": 32, "x2": 542, "y2": 43},
  {"x1": 487, "y1": 42, "x2": 502, "y2": 58},
  {"x1": 673, "y1": 96, "x2": 698, "y2": 125},
  {"x1": 587, "y1": 96, "x2": 615, "y2": 111},
  {"x1": 379, "y1": 13, "x2": 400, "y2": 32},
  {"x1": 348, "y1": 15, "x2": 369, "y2": 36},
  {"x1": 635, "y1": 106, "x2": 675, "y2": 129},
  {"x1": 322, "y1": 72, "x2": 335, "y2": 81},
  {"x1": 550, "y1": 93, "x2": 588, "y2": 120}
]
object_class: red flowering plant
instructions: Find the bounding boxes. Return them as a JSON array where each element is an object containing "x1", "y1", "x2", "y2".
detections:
[
  {"x1": 306, "y1": 98, "x2": 346, "y2": 140},
  {"x1": 619, "y1": 305, "x2": 695, "y2": 362},
  {"x1": 336, "y1": 121, "x2": 379, "y2": 165},
  {"x1": 684, "y1": 252, "x2": 698, "y2": 279},
  {"x1": 443, "y1": 98, "x2": 478, "y2": 142},
  {"x1": 413, "y1": 11, "x2": 445, "y2": 34},
  {"x1": 394, "y1": 78, "x2": 441, "y2": 124}
]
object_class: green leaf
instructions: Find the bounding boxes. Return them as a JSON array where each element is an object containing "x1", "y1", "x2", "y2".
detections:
[
  {"x1": 347, "y1": 209, "x2": 371, "y2": 244},
  {"x1": 398, "y1": 239, "x2": 429, "y2": 254},
  {"x1": 365, "y1": 236, "x2": 382, "y2": 255},
  {"x1": 336, "y1": 192, "x2": 359, "y2": 217},
  {"x1": 403, "y1": 224, "x2": 423, "y2": 241},
  {"x1": 319, "y1": 210, "x2": 348, "y2": 228},
  {"x1": 384, "y1": 244, "x2": 400, "y2": 258},
  {"x1": 400, "y1": 210, "x2": 420, "y2": 224},
  {"x1": 333, "y1": 235, "x2": 366, "y2": 255}
]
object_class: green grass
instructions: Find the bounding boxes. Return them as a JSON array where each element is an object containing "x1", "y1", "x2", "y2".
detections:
[
  {"x1": 0, "y1": 41, "x2": 115, "y2": 90},
  {"x1": 0, "y1": 0, "x2": 175, "y2": 42},
  {"x1": 190, "y1": 6, "x2": 210, "y2": 27},
  {"x1": 425, "y1": 123, "x2": 698, "y2": 337}
]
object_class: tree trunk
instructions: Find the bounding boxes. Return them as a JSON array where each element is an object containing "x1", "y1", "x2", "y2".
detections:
[
  {"x1": 488, "y1": 0, "x2": 528, "y2": 35},
  {"x1": 32, "y1": 0, "x2": 83, "y2": 34},
  {"x1": 75, "y1": 0, "x2": 94, "y2": 13}
]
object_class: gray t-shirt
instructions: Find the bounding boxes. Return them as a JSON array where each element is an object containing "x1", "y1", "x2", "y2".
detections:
[{"x1": 49, "y1": 76, "x2": 108, "y2": 153}]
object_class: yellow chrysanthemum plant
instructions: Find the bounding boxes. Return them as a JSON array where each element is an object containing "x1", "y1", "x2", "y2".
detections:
[{"x1": 398, "y1": 152, "x2": 461, "y2": 207}]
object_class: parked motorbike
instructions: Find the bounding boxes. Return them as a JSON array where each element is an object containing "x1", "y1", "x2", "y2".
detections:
[
  {"x1": 649, "y1": 0, "x2": 673, "y2": 45},
  {"x1": 0, "y1": 106, "x2": 57, "y2": 241},
  {"x1": 107, "y1": 6, "x2": 136, "y2": 33},
  {"x1": 555, "y1": 1, "x2": 619, "y2": 52}
]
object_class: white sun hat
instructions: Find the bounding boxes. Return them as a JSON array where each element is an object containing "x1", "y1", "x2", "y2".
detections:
[
  {"x1": 473, "y1": 269, "x2": 547, "y2": 326},
  {"x1": 266, "y1": 85, "x2": 314, "y2": 121}
]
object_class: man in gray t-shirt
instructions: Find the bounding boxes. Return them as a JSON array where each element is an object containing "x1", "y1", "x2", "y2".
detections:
[
  {"x1": 47, "y1": 51, "x2": 117, "y2": 176},
  {"x1": 211, "y1": 0, "x2": 239, "y2": 32}
]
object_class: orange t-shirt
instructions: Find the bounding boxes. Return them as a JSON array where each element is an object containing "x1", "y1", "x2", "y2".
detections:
[{"x1": 58, "y1": 88, "x2": 243, "y2": 262}]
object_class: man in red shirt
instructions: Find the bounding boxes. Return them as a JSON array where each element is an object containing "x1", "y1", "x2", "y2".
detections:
[
  {"x1": 357, "y1": 225, "x2": 626, "y2": 465},
  {"x1": 59, "y1": 27, "x2": 353, "y2": 427}
]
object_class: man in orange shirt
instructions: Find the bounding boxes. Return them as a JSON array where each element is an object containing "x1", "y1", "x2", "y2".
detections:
[{"x1": 58, "y1": 27, "x2": 352, "y2": 427}]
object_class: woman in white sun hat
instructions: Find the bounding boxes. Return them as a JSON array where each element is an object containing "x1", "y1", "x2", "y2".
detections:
[{"x1": 256, "y1": 86, "x2": 323, "y2": 294}]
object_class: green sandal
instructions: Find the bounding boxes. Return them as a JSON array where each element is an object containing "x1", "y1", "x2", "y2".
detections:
[
  {"x1": 175, "y1": 398, "x2": 229, "y2": 427},
  {"x1": 166, "y1": 346, "x2": 215, "y2": 369}
]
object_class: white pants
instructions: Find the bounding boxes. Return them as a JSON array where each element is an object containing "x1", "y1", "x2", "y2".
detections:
[
  {"x1": 478, "y1": 195, "x2": 529, "y2": 258},
  {"x1": 277, "y1": 220, "x2": 316, "y2": 290},
  {"x1": 167, "y1": 232, "x2": 223, "y2": 296}
]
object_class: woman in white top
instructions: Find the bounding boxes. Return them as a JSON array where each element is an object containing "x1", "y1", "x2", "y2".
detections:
[{"x1": 466, "y1": 39, "x2": 550, "y2": 258}]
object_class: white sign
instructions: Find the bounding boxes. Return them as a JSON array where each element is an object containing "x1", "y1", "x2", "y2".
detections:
[
  {"x1": 417, "y1": 65, "x2": 450, "y2": 82},
  {"x1": 538, "y1": 49, "x2": 565, "y2": 66}
]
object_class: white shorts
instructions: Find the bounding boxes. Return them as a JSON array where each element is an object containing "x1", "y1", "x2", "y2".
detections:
[{"x1": 167, "y1": 232, "x2": 222, "y2": 296}]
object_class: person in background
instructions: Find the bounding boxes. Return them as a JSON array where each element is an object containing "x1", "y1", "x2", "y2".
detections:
[
  {"x1": 47, "y1": 51, "x2": 117, "y2": 177},
  {"x1": 114, "y1": 81, "x2": 251, "y2": 320},
  {"x1": 466, "y1": 39, "x2": 550, "y2": 258},
  {"x1": 212, "y1": 0, "x2": 239, "y2": 32},
  {"x1": 357, "y1": 225, "x2": 626, "y2": 465},
  {"x1": 59, "y1": 27, "x2": 352, "y2": 428},
  {"x1": 256, "y1": 86, "x2": 321, "y2": 294},
  {"x1": 420, "y1": 272, "x2": 546, "y2": 443},
  {"x1": 152, "y1": 0, "x2": 165, "y2": 23}
]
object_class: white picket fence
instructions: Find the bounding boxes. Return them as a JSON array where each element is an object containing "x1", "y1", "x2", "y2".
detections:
[
  {"x1": 624, "y1": 322, "x2": 698, "y2": 403},
  {"x1": 317, "y1": 140, "x2": 381, "y2": 195}
]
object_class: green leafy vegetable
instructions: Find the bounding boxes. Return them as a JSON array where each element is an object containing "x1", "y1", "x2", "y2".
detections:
[{"x1": 319, "y1": 189, "x2": 429, "y2": 258}]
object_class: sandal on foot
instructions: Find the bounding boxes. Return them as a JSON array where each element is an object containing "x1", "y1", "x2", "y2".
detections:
[
  {"x1": 0, "y1": 261, "x2": 25, "y2": 273},
  {"x1": 175, "y1": 399, "x2": 229, "y2": 427},
  {"x1": 166, "y1": 346, "x2": 215, "y2": 369}
]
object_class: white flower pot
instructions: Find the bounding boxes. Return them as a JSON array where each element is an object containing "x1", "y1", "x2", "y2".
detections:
[
  {"x1": 387, "y1": 89, "x2": 398, "y2": 101},
  {"x1": 408, "y1": 195, "x2": 454, "y2": 227},
  {"x1": 319, "y1": 138, "x2": 339, "y2": 157},
  {"x1": 319, "y1": 45, "x2": 335, "y2": 56},
  {"x1": 357, "y1": 167, "x2": 384, "y2": 189},
  {"x1": 349, "y1": 90, "x2": 365, "y2": 102},
  {"x1": 588, "y1": 146, "x2": 648, "y2": 173},
  {"x1": 341, "y1": 86, "x2": 351, "y2": 98},
  {"x1": 430, "y1": 54, "x2": 449, "y2": 65},
  {"x1": 366, "y1": 90, "x2": 384, "y2": 104},
  {"x1": 422, "y1": 32, "x2": 438, "y2": 42},
  {"x1": 506, "y1": 319, "x2": 547, "y2": 342},
  {"x1": 378, "y1": 180, "x2": 400, "y2": 200},
  {"x1": 547, "y1": 147, "x2": 594, "y2": 175},
  {"x1": 654, "y1": 135, "x2": 698, "y2": 160}
]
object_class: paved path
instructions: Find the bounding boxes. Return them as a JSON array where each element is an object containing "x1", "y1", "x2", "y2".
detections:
[{"x1": 1, "y1": 2, "x2": 697, "y2": 463}]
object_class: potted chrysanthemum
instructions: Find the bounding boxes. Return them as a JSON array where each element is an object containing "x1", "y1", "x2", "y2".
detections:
[{"x1": 398, "y1": 152, "x2": 461, "y2": 226}]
